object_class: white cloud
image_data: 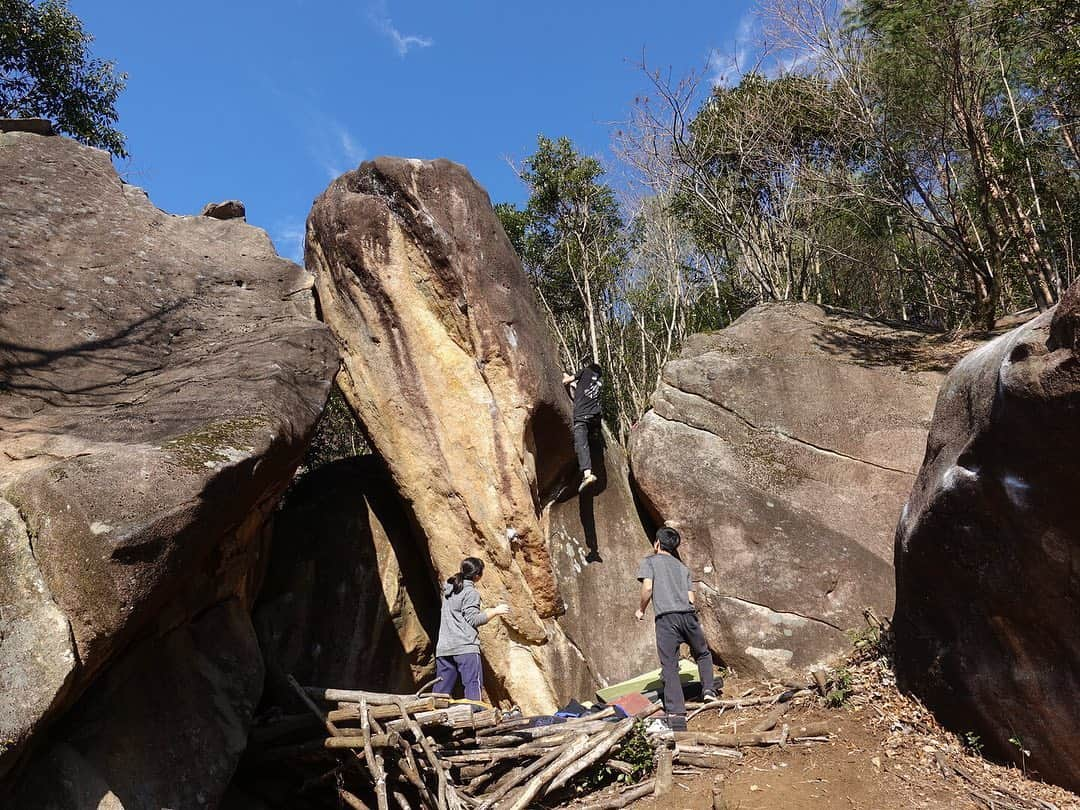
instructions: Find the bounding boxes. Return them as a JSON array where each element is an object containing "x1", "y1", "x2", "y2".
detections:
[
  {"x1": 309, "y1": 121, "x2": 368, "y2": 180},
  {"x1": 707, "y1": 11, "x2": 758, "y2": 87},
  {"x1": 369, "y1": 0, "x2": 433, "y2": 57},
  {"x1": 272, "y1": 218, "x2": 306, "y2": 264}
]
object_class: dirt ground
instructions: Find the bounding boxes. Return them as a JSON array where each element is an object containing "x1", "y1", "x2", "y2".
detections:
[{"x1": 564, "y1": 652, "x2": 1080, "y2": 810}]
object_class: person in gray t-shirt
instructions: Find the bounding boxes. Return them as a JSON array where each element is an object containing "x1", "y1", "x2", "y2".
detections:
[{"x1": 635, "y1": 527, "x2": 720, "y2": 728}]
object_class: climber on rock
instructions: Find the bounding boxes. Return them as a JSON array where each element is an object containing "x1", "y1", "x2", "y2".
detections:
[
  {"x1": 433, "y1": 557, "x2": 509, "y2": 702},
  {"x1": 635, "y1": 527, "x2": 720, "y2": 731},
  {"x1": 562, "y1": 357, "x2": 603, "y2": 493}
]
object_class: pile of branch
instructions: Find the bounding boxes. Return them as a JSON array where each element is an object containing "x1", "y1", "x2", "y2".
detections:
[{"x1": 257, "y1": 676, "x2": 835, "y2": 809}]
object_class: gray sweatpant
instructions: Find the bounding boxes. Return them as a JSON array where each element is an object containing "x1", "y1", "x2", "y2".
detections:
[{"x1": 655, "y1": 611, "x2": 714, "y2": 717}]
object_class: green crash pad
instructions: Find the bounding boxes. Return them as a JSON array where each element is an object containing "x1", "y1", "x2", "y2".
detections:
[{"x1": 595, "y1": 659, "x2": 700, "y2": 703}]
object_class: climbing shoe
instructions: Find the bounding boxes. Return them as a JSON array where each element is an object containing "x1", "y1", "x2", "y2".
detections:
[
  {"x1": 578, "y1": 472, "x2": 598, "y2": 493},
  {"x1": 702, "y1": 689, "x2": 720, "y2": 703}
]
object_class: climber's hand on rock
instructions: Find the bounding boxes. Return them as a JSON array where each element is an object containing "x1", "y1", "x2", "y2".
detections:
[
  {"x1": 634, "y1": 609, "x2": 645, "y2": 621},
  {"x1": 490, "y1": 603, "x2": 511, "y2": 618}
]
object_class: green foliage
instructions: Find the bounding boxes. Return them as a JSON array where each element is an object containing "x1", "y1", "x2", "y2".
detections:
[
  {"x1": 0, "y1": 0, "x2": 127, "y2": 156},
  {"x1": 963, "y1": 731, "x2": 984, "y2": 756},
  {"x1": 579, "y1": 720, "x2": 655, "y2": 790},
  {"x1": 1009, "y1": 733, "x2": 1030, "y2": 774},
  {"x1": 825, "y1": 667, "x2": 854, "y2": 707},
  {"x1": 301, "y1": 383, "x2": 371, "y2": 472}
]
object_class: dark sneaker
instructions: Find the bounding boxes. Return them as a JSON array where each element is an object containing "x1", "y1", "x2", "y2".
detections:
[{"x1": 702, "y1": 690, "x2": 720, "y2": 702}]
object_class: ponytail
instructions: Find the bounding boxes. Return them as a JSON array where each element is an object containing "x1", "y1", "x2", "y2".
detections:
[{"x1": 446, "y1": 557, "x2": 485, "y2": 596}]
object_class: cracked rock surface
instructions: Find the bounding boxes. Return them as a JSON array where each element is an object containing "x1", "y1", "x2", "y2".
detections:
[
  {"x1": 630, "y1": 302, "x2": 950, "y2": 678},
  {"x1": 895, "y1": 281, "x2": 1080, "y2": 793},
  {"x1": 0, "y1": 132, "x2": 337, "y2": 803}
]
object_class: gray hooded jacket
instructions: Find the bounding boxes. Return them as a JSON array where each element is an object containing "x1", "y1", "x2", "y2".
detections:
[{"x1": 436, "y1": 579, "x2": 489, "y2": 657}]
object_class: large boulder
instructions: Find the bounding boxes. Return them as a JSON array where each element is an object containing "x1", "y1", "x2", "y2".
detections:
[
  {"x1": 894, "y1": 284, "x2": 1080, "y2": 792},
  {"x1": 308, "y1": 157, "x2": 652, "y2": 712},
  {"x1": 10, "y1": 599, "x2": 263, "y2": 810},
  {"x1": 255, "y1": 456, "x2": 437, "y2": 701},
  {"x1": 0, "y1": 131, "x2": 337, "y2": 793},
  {"x1": 630, "y1": 303, "x2": 960, "y2": 678}
]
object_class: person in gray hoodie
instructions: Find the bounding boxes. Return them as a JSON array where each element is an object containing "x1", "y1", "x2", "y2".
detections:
[{"x1": 433, "y1": 557, "x2": 509, "y2": 701}]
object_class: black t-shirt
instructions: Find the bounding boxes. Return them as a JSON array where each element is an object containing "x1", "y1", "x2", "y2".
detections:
[{"x1": 572, "y1": 365, "x2": 602, "y2": 420}]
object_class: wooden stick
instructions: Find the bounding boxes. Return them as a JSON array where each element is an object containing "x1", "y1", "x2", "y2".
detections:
[
  {"x1": 686, "y1": 688, "x2": 811, "y2": 721},
  {"x1": 441, "y1": 739, "x2": 572, "y2": 763},
  {"x1": 675, "y1": 744, "x2": 742, "y2": 757},
  {"x1": 579, "y1": 778, "x2": 656, "y2": 809},
  {"x1": 339, "y1": 788, "x2": 371, "y2": 810},
  {"x1": 361, "y1": 699, "x2": 390, "y2": 810},
  {"x1": 547, "y1": 706, "x2": 659, "y2": 793},
  {"x1": 673, "y1": 722, "x2": 830, "y2": 747},
  {"x1": 676, "y1": 751, "x2": 743, "y2": 768},
  {"x1": 750, "y1": 701, "x2": 792, "y2": 733},
  {"x1": 504, "y1": 733, "x2": 597, "y2": 810},
  {"x1": 325, "y1": 734, "x2": 402, "y2": 749},
  {"x1": 306, "y1": 686, "x2": 425, "y2": 705},
  {"x1": 330, "y1": 698, "x2": 446, "y2": 723},
  {"x1": 396, "y1": 699, "x2": 460, "y2": 810},
  {"x1": 653, "y1": 746, "x2": 673, "y2": 797},
  {"x1": 476, "y1": 746, "x2": 564, "y2": 808}
]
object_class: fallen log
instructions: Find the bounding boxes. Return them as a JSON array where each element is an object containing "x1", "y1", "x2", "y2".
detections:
[
  {"x1": 674, "y1": 744, "x2": 742, "y2": 757},
  {"x1": 653, "y1": 746, "x2": 673, "y2": 797},
  {"x1": 676, "y1": 751, "x2": 743, "y2": 768},
  {"x1": 330, "y1": 698, "x2": 447, "y2": 723},
  {"x1": 750, "y1": 701, "x2": 793, "y2": 733},
  {"x1": 579, "y1": 778, "x2": 656, "y2": 809},
  {"x1": 306, "y1": 686, "x2": 423, "y2": 706},
  {"x1": 673, "y1": 722, "x2": 830, "y2": 747}
]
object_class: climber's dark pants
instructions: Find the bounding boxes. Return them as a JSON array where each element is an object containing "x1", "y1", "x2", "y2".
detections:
[
  {"x1": 573, "y1": 417, "x2": 597, "y2": 472},
  {"x1": 655, "y1": 611, "x2": 715, "y2": 717}
]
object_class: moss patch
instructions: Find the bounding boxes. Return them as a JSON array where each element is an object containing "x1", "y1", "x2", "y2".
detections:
[{"x1": 161, "y1": 416, "x2": 269, "y2": 471}]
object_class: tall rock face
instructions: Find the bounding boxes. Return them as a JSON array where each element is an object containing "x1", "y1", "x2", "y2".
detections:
[
  {"x1": 308, "y1": 157, "x2": 652, "y2": 712},
  {"x1": 0, "y1": 132, "x2": 338, "y2": 803},
  {"x1": 894, "y1": 284, "x2": 1080, "y2": 793},
  {"x1": 255, "y1": 456, "x2": 438, "y2": 701},
  {"x1": 630, "y1": 303, "x2": 955, "y2": 678}
]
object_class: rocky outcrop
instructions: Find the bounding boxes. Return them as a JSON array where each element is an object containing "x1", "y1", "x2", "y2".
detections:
[
  {"x1": 630, "y1": 303, "x2": 957, "y2": 678},
  {"x1": 894, "y1": 283, "x2": 1080, "y2": 792},
  {"x1": 0, "y1": 131, "x2": 337, "y2": 798},
  {"x1": 308, "y1": 157, "x2": 652, "y2": 712},
  {"x1": 202, "y1": 200, "x2": 246, "y2": 220},
  {"x1": 255, "y1": 456, "x2": 437, "y2": 701},
  {"x1": 0, "y1": 117, "x2": 53, "y2": 135},
  {"x1": 11, "y1": 600, "x2": 262, "y2": 810}
]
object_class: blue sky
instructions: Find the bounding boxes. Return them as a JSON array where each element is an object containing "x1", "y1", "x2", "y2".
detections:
[{"x1": 71, "y1": 0, "x2": 757, "y2": 262}]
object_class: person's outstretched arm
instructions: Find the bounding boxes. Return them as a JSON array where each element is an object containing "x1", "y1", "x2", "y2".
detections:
[{"x1": 635, "y1": 578, "x2": 653, "y2": 620}]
